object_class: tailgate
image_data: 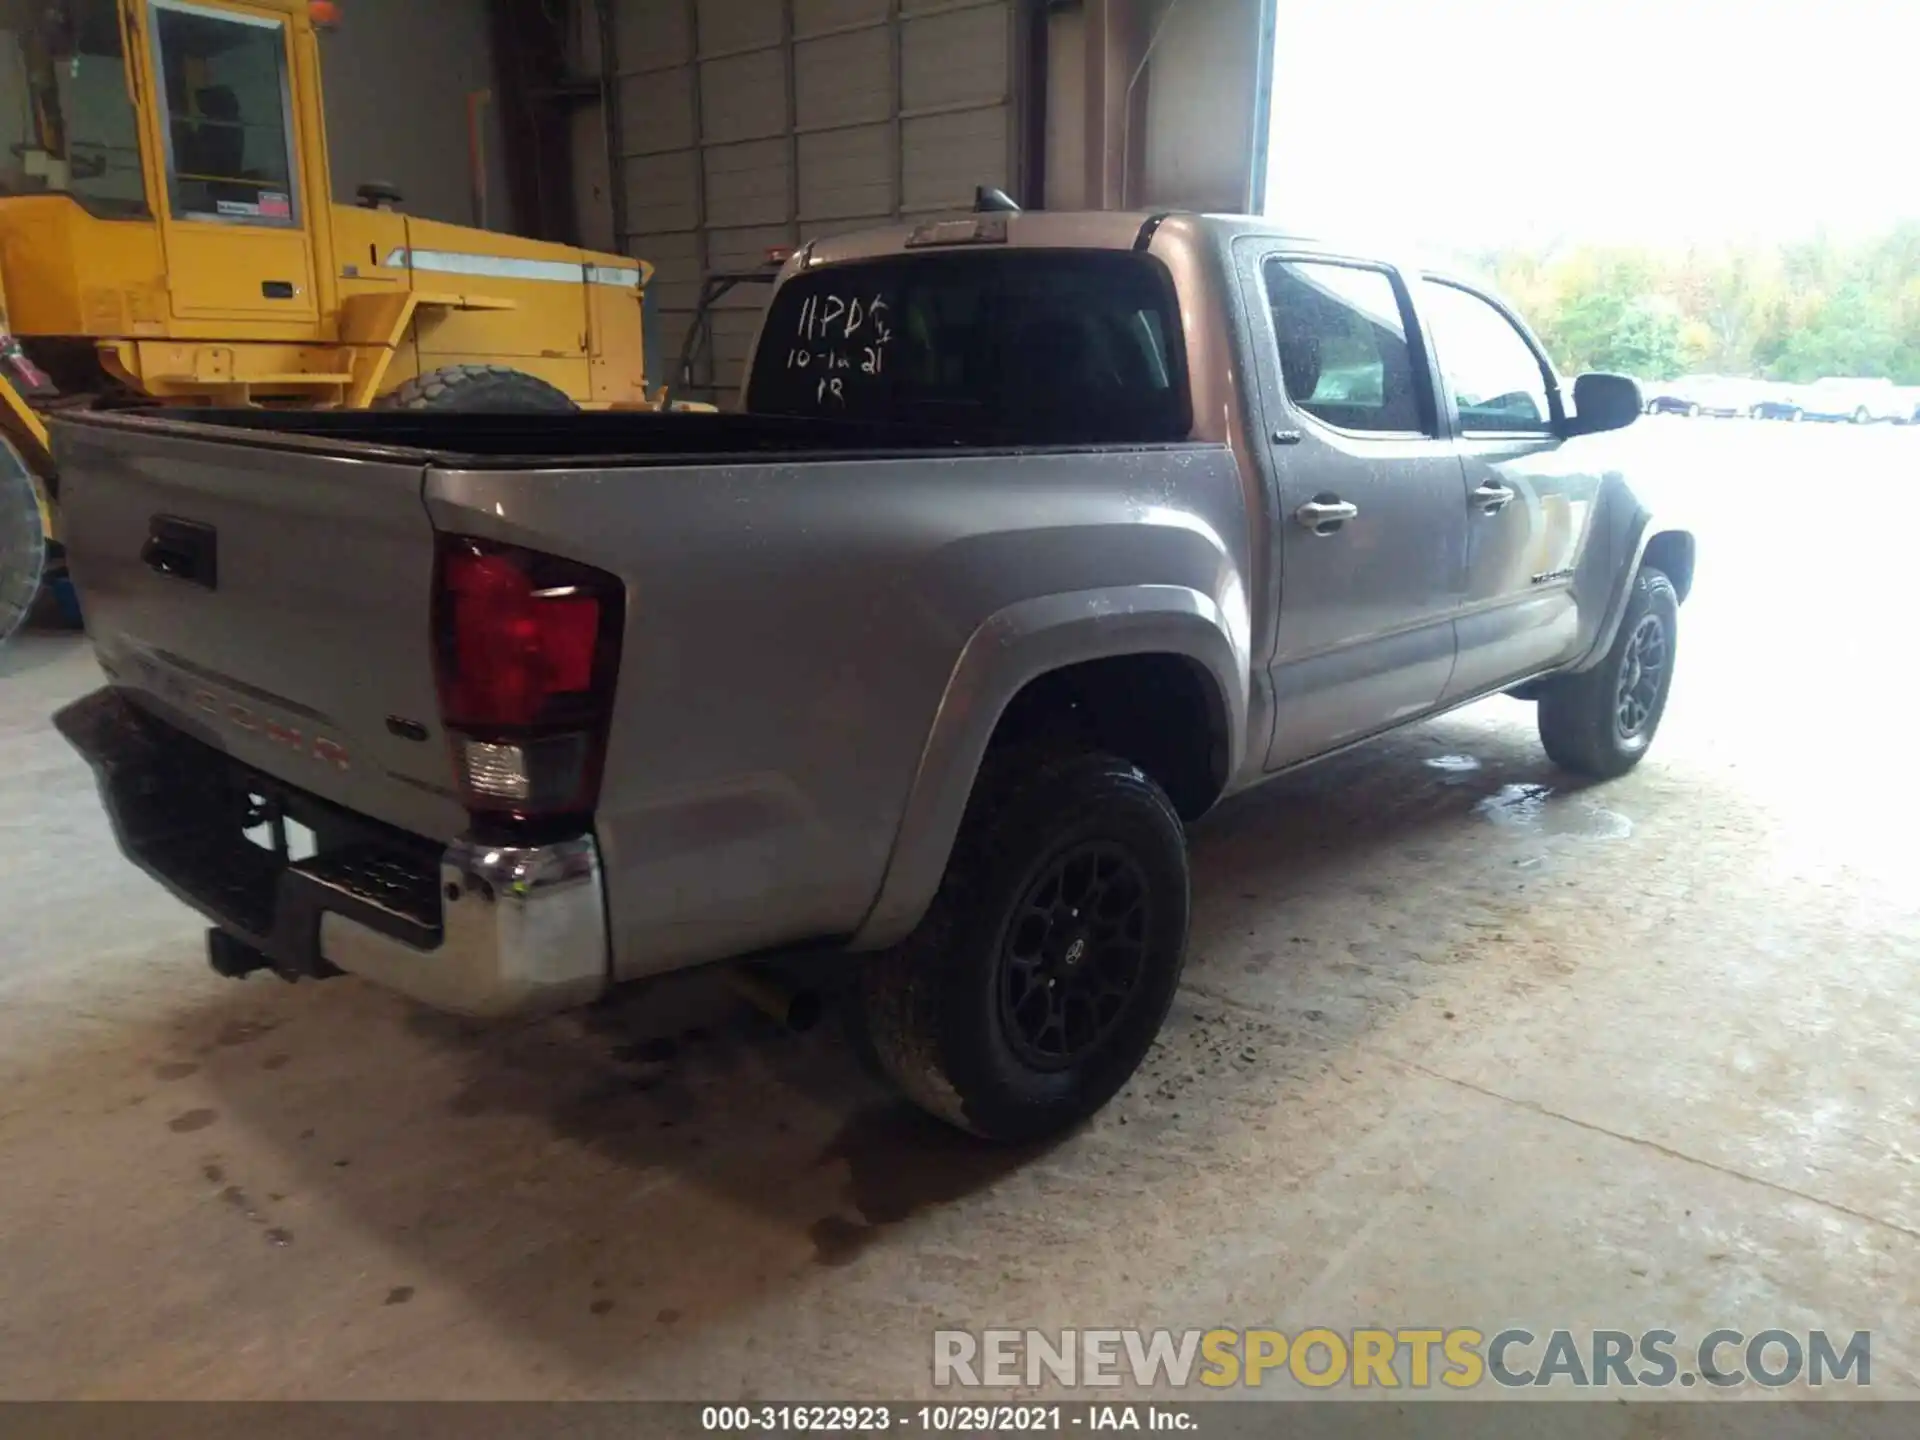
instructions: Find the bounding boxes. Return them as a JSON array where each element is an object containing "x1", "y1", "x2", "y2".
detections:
[{"x1": 53, "y1": 414, "x2": 466, "y2": 842}]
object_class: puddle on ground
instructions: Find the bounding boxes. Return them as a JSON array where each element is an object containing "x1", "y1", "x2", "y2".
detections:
[
  {"x1": 1474, "y1": 782, "x2": 1633, "y2": 840},
  {"x1": 808, "y1": 1105, "x2": 1044, "y2": 1266},
  {"x1": 1424, "y1": 754, "x2": 1483, "y2": 774}
]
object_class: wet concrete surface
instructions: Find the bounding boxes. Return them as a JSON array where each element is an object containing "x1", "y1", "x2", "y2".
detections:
[{"x1": 2, "y1": 418, "x2": 1918, "y2": 1398}]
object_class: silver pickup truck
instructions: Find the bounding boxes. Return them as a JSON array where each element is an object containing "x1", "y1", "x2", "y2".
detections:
[{"x1": 52, "y1": 209, "x2": 1694, "y2": 1142}]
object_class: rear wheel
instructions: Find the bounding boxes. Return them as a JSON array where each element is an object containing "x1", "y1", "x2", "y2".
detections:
[
  {"x1": 854, "y1": 749, "x2": 1190, "y2": 1142},
  {"x1": 0, "y1": 436, "x2": 47, "y2": 643},
  {"x1": 1536, "y1": 567, "x2": 1678, "y2": 779},
  {"x1": 379, "y1": 364, "x2": 578, "y2": 414},
  {"x1": 1852, "y1": 406, "x2": 1870, "y2": 425}
]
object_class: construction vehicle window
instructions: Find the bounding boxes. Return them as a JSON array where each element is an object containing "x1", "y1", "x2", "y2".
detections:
[
  {"x1": 152, "y1": 3, "x2": 295, "y2": 225},
  {"x1": 745, "y1": 252, "x2": 1191, "y2": 444},
  {"x1": 0, "y1": 0, "x2": 148, "y2": 218}
]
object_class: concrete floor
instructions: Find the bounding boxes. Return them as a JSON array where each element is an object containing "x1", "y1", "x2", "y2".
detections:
[{"x1": 3, "y1": 419, "x2": 1917, "y2": 1401}]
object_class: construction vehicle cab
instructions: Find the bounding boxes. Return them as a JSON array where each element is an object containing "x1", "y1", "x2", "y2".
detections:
[{"x1": 0, "y1": 0, "x2": 660, "y2": 635}]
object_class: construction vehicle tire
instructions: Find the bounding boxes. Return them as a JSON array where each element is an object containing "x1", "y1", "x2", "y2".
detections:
[
  {"x1": 0, "y1": 435, "x2": 46, "y2": 643},
  {"x1": 379, "y1": 365, "x2": 578, "y2": 414}
]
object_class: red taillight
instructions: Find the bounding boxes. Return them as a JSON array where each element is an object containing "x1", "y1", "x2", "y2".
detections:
[
  {"x1": 433, "y1": 537, "x2": 623, "y2": 823},
  {"x1": 441, "y1": 551, "x2": 599, "y2": 726}
]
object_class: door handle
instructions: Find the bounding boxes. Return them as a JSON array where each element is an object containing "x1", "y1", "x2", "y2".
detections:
[
  {"x1": 1472, "y1": 481, "x2": 1515, "y2": 514},
  {"x1": 1294, "y1": 497, "x2": 1359, "y2": 535},
  {"x1": 142, "y1": 516, "x2": 218, "y2": 590}
]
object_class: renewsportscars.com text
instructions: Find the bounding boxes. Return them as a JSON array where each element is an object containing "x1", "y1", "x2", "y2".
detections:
[{"x1": 933, "y1": 1327, "x2": 1872, "y2": 1390}]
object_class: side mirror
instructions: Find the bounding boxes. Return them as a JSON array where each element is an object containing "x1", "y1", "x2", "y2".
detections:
[{"x1": 1565, "y1": 372, "x2": 1643, "y2": 435}]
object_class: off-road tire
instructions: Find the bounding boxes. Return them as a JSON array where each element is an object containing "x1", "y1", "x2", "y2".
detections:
[
  {"x1": 0, "y1": 438, "x2": 47, "y2": 643},
  {"x1": 854, "y1": 750, "x2": 1190, "y2": 1142},
  {"x1": 1537, "y1": 566, "x2": 1678, "y2": 779},
  {"x1": 379, "y1": 364, "x2": 577, "y2": 414}
]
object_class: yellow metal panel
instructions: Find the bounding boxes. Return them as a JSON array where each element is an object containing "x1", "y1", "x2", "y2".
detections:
[
  {"x1": 0, "y1": 198, "x2": 169, "y2": 338},
  {"x1": 0, "y1": 377, "x2": 53, "y2": 473},
  {"x1": 163, "y1": 225, "x2": 320, "y2": 325},
  {"x1": 291, "y1": 22, "x2": 340, "y2": 329},
  {"x1": 336, "y1": 292, "x2": 414, "y2": 350},
  {"x1": 587, "y1": 283, "x2": 649, "y2": 406},
  {"x1": 113, "y1": 339, "x2": 356, "y2": 402},
  {"x1": 329, "y1": 206, "x2": 410, "y2": 287},
  {"x1": 412, "y1": 288, "x2": 589, "y2": 364},
  {"x1": 338, "y1": 291, "x2": 512, "y2": 408},
  {"x1": 399, "y1": 217, "x2": 592, "y2": 367}
]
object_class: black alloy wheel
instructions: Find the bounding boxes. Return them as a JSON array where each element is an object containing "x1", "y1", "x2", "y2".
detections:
[
  {"x1": 1614, "y1": 612, "x2": 1668, "y2": 742},
  {"x1": 997, "y1": 840, "x2": 1150, "y2": 1070}
]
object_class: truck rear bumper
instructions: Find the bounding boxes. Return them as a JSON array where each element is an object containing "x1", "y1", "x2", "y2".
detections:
[{"x1": 55, "y1": 687, "x2": 609, "y2": 1019}]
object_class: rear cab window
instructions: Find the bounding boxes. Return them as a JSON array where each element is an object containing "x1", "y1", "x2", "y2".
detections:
[{"x1": 745, "y1": 251, "x2": 1191, "y2": 445}]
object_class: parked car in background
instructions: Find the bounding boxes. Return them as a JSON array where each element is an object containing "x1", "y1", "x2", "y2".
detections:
[
  {"x1": 1645, "y1": 376, "x2": 1714, "y2": 415},
  {"x1": 1799, "y1": 377, "x2": 1908, "y2": 424},
  {"x1": 1748, "y1": 381, "x2": 1807, "y2": 421},
  {"x1": 1646, "y1": 375, "x2": 1752, "y2": 417}
]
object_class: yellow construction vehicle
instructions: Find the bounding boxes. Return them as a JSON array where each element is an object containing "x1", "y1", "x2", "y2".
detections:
[{"x1": 0, "y1": 0, "x2": 661, "y2": 637}]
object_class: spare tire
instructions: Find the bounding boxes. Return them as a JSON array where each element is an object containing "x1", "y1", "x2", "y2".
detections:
[
  {"x1": 0, "y1": 435, "x2": 47, "y2": 643},
  {"x1": 379, "y1": 364, "x2": 578, "y2": 414}
]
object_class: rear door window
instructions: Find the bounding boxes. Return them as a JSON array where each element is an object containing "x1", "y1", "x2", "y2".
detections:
[
  {"x1": 1264, "y1": 258, "x2": 1430, "y2": 435},
  {"x1": 746, "y1": 251, "x2": 1190, "y2": 444}
]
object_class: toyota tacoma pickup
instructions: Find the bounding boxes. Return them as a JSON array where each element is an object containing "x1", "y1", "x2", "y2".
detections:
[{"x1": 51, "y1": 209, "x2": 1695, "y2": 1142}]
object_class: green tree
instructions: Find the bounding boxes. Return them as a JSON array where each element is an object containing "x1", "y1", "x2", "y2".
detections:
[{"x1": 1482, "y1": 226, "x2": 1919, "y2": 384}]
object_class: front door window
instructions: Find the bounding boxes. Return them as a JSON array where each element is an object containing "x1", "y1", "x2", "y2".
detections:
[
  {"x1": 151, "y1": 1, "x2": 295, "y2": 225},
  {"x1": 1418, "y1": 281, "x2": 1555, "y2": 434}
]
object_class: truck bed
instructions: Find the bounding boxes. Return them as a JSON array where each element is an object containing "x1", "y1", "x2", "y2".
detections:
[{"x1": 76, "y1": 406, "x2": 1061, "y2": 465}]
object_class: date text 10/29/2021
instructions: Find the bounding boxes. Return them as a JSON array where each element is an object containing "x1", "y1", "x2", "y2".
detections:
[{"x1": 701, "y1": 1405, "x2": 1192, "y2": 1432}]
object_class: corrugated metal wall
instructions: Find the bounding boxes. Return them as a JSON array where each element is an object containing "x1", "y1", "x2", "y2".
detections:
[{"x1": 602, "y1": 0, "x2": 1019, "y2": 399}]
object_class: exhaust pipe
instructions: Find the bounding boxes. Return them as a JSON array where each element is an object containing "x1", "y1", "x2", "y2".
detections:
[{"x1": 724, "y1": 964, "x2": 822, "y2": 1033}]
